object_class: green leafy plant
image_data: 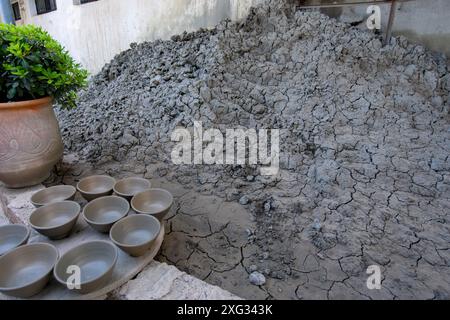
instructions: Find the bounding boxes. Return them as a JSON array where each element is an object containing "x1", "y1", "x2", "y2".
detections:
[{"x1": 0, "y1": 24, "x2": 88, "y2": 109}]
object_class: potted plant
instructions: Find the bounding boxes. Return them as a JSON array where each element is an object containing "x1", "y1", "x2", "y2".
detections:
[{"x1": 0, "y1": 24, "x2": 88, "y2": 188}]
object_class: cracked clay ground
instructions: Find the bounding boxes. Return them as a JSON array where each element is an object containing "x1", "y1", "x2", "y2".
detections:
[
  {"x1": 52, "y1": 4, "x2": 450, "y2": 300},
  {"x1": 50, "y1": 147, "x2": 450, "y2": 300}
]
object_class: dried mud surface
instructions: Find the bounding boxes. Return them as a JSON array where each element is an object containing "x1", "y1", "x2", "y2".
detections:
[{"x1": 55, "y1": 2, "x2": 450, "y2": 299}]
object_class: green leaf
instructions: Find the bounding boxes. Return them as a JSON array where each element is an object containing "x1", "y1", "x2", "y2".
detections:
[
  {"x1": 7, "y1": 87, "x2": 16, "y2": 99},
  {"x1": 0, "y1": 23, "x2": 88, "y2": 108}
]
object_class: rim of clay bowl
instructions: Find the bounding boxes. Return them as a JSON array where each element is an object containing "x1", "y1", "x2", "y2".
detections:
[
  {"x1": 113, "y1": 177, "x2": 152, "y2": 198},
  {"x1": 82, "y1": 196, "x2": 130, "y2": 226},
  {"x1": 0, "y1": 224, "x2": 30, "y2": 254},
  {"x1": 109, "y1": 214, "x2": 161, "y2": 248},
  {"x1": 131, "y1": 188, "x2": 174, "y2": 215},
  {"x1": 30, "y1": 185, "x2": 77, "y2": 207},
  {"x1": 53, "y1": 240, "x2": 118, "y2": 287},
  {"x1": 0, "y1": 243, "x2": 59, "y2": 291},
  {"x1": 29, "y1": 201, "x2": 81, "y2": 231},
  {"x1": 76, "y1": 175, "x2": 116, "y2": 195}
]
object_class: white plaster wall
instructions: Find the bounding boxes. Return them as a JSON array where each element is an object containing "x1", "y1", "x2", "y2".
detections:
[
  {"x1": 339, "y1": 0, "x2": 450, "y2": 56},
  {"x1": 15, "y1": 0, "x2": 449, "y2": 75},
  {"x1": 15, "y1": 0, "x2": 259, "y2": 74}
]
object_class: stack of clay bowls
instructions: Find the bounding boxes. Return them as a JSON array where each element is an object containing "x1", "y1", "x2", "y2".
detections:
[
  {"x1": 29, "y1": 185, "x2": 80, "y2": 240},
  {"x1": 77, "y1": 175, "x2": 173, "y2": 252},
  {"x1": 0, "y1": 174, "x2": 174, "y2": 298}
]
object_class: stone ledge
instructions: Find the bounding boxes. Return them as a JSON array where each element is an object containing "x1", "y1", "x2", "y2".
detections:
[
  {"x1": 0, "y1": 195, "x2": 8, "y2": 226},
  {"x1": 114, "y1": 261, "x2": 241, "y2": 300},
  {"x1": 0, "y1": 184, "x2": 44, "y2": 225},
  {"x1": 0, "y1": 183, "x2": 240, "y2": 300}
]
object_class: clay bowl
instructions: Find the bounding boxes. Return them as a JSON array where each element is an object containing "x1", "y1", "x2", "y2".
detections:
[
  {"x1": 54, "y1": 240, "x2": 117, "y2": 294},
  {"x1": 113, "y1": 177, "x2": 152, "y2": 201},
  {"x1": 30, "y1": 185, "x2": 77, "y2": 207},
  {"x1": 76, "y1": 175, "x2": 116, "y2": 201},
  {"x1": 110, "y1": 214, "x2": 160, "y2": 257},
  {"x1": 0, "y1": 224, "x2": 30, "y2": 256},
  {"x1": 29, "y1": 201, "x2": 81, "y2": 240},
  {"x1": 0, "y1": 243, "x2": 58, "y2": 298},
  {"x1": 83, "y1": 196, "x2": 129, "y2": 233},
  {"x1": 131, "y1": 188, "x2": 173, "y2": 221}
]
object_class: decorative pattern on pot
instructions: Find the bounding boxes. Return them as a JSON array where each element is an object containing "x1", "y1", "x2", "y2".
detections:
[{"x1": 0, "y1": 97, "x2": 64, "y2": 188}]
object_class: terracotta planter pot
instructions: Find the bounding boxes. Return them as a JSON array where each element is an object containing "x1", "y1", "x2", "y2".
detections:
[{"x1": 0, "y1": 97, "x2": 64, "y2": 188}]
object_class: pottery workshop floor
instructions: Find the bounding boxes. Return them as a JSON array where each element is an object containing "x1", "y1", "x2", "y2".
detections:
[
  {"x1": 47, "y1": 153, "x2": 450, "y2": 300},
  {"x1": 53, "y1": 3, "x2": 450, "y2": 300}
]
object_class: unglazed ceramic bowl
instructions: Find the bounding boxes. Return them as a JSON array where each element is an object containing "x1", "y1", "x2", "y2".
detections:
[
  {"x1": 30, "y1": 185, "x2": 77, "y2": 207},
  {"x1": 0, "y1": 224, "x2": 30, "y2": 256},
  {"x1": 113, "y1": 177, "x2": 152, "y2": 201},
  {"x1": 110, "y1": 214, "x2": 160, "y2": 257},
  {"x1": 82, "y1": 196, "x2": 129, "y2": 233},
  {"x1": 76, "y1": 175, "x2": 116, "y2": 201},
  {"x1": 0, "y1": 243, "x2": 58, "y2": 298},
  {"x1": 29, "y1": 201, "x2": 81, "y2": 240},
  {"x1": 131, "y1": 188, "x2": 173, "y2": 221},
  {"x1": 53, "y1": 240, "x2": 117, "y2": 294}
]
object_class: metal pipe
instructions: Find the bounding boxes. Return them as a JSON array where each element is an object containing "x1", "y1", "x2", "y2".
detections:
[
  {"x1": 0, "y1": 0, "x2": 15, "y2": 24},
  {"x1": 383, "y1": 0, "x2": 398, "y2": 46}
]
